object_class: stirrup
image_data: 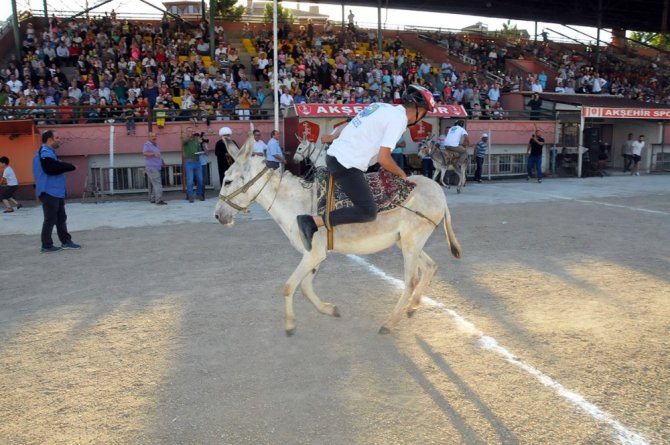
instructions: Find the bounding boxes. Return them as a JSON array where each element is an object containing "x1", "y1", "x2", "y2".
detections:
[{"x1": 325, "y1": 173, "x2": 335, "y2": 250}]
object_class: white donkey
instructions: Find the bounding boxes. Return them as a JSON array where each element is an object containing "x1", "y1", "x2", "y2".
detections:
[
  {"x1": 292, "y1": 134, "x2": 328, "y2": 167},
  {"x1": 420, "y1": 141, "x2": 468, "y2": 193},
  {"x1": 215, "y1": 133, "x2": 462, "y2": 335}
]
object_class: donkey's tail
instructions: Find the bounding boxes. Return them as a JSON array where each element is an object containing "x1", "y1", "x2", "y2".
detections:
[{"x1": 443, "y1": 205, "x2": 462, "y2": 259}]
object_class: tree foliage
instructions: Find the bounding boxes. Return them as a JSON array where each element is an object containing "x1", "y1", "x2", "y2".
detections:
[
  {"x1": 497, "y1": 20, "x2": 522, "y2": 38},
  {"x1": 213, "y1": 0, "x2": 245, "y2": 21},
  {"x1": 630, "y1": 31, "x2": 669, "y2": 50},
  {"x1": 263, "y1": 3, "x2": 294, "y2": 24}
]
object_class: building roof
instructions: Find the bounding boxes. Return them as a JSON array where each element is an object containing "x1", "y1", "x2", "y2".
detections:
[{"x1": 304, "y1": 0, "x2": 669, "y2": 33}]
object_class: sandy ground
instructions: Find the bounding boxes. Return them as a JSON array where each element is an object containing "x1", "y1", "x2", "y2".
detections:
[{"x1": 0, "y1": 175, "x2": 668, "y2": 445}]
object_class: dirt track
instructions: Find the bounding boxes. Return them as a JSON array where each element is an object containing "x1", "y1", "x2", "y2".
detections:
[{"x1": 0, "y1": 176, "x2": 668, "y2": 445}]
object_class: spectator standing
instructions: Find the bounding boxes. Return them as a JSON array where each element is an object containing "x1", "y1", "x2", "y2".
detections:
[
  {"x1": 182, "y1": 127, "x2": 204, "y2": 202},
  {"x1": 526, "y1": 129, "x2": 545, "y2": 183},
  {"x1": 0, "y1": 156, "x2": 23, "y2": 212},
  {"x1": 528, "y1": 93, "x2": 542, "y2": 120},
  {"x1": 32, "y1": 130, "x2": 81, "y2": 253},
  {"x1": 252, "y1": 129, "x2": 267, "y2": 157},
  {"x1": 474, "y1": 134, "x2": 488, "y2": 183},
  {"x1": 265, "y1": 130, "x2": 286, "y2": 170},
  {"x1": 215, "y1": 127, "x2": 234, "y2": 186},
  {"x1": 621, "y1": 133, "x2": 634, "y2": 173},
  {"x1": 143, "y1": 132, "x2": 167, "y2": 205},
  {"x1": 630, "y1": 134, "x2": 645, "y2": 176}
]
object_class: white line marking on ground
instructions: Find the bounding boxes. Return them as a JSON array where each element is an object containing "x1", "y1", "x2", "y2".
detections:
[
  {"x1": 347, "y1": 255, "x2": 650, "y2": 445},
  {"x1": 487, "y1": 185, "x2": 670, "y2": 216}
]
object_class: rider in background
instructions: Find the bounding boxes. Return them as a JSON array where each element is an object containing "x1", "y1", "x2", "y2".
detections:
[
  {"x1": 296, "y1": 84, "x2": 436, "y2": 252},
  {"x1": 440, "y1": 119, "x2": 470, "y2": 165}
]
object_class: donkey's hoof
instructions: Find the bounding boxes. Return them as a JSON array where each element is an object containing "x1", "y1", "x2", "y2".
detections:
[
  {"x1": 285, "y1": 327, "x2": 296, "y2": 337},
  {"x1": 378, "y1": 326, "x2": 391, "y2": 335},
  {"x1": 332, "y1": 306, "x2": 341, "y2": 318}
]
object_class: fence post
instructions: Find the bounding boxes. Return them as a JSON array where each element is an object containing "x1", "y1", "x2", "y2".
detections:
[{"x1": 109, "y1": 124, "x2": 115, "y2": 194}]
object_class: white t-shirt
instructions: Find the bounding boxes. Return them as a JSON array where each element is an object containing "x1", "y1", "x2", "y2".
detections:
[
  {"x1": 253, "y1": 139, "x2": 268, "y2": 155},
  {"x1": 443, "y1": 125, "x2": 468, "y2": 147},
  {"x1": 327, "y1": 103, "x2": 407, "y2": 171},
  {"x1": 2, "y1": 165, "x2": 18, "y2": 186}
]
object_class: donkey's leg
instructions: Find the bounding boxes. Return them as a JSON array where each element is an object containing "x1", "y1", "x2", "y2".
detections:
[
  {"x1": 456, "y1": 164, "x2": 466, "y2": 193},
  {"x1": 406, "y1": 251, "x2": 438, "y2": 317},
  {"x1": 300, "y1": 264, "x2": 340, "y2": 317},
  {"x1": 379, "y1": 237, "x2": 424, "y2": 334},
  {"x1": 283, "y1": 251, "x2": 327, "y2": 336}
]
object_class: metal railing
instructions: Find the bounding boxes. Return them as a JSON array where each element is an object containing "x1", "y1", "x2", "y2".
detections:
[
  {"x1": 651, "y1": 144, "x2": 670, "y2": 172},
  {"x1": 0, "y1": 105, "x2": 277, "y2": 124}
]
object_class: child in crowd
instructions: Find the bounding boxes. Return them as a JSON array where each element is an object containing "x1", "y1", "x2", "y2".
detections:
[{"x1": 0, "y1": 156, "x2": 23, "y2": 213}]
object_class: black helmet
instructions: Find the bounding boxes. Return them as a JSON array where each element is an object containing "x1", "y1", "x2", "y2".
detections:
[
  {"x1": 401, "y1": 84, "x2": 436, "y2": 112},
  {"x1": 454, "y1": 119, "x2": 465, "y2": 127}
]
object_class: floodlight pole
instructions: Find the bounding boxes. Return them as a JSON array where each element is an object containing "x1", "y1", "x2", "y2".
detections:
[
  {"x1": 273, "y1": 0, "x2": 279, "y2": 131},
  {"x1": 10, "y1": 0, "x2": 21, "y2": 62},
  {"x1": 209, "y1": 0, "x2": 216, "y2": 60},
  {"x1": 377, "y1": 0, "x2": 382, "y2": 52}
]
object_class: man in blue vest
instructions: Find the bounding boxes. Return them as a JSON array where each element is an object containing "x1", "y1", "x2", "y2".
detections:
[{"x1": 32, "y1": 130, "x2": 81, "y2": 253}]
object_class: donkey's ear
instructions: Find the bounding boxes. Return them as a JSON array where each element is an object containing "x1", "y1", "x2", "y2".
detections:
[
  {"x1": 235, "y1": 131, "x2": 255, "y2": 162},
  {"x1": 227, "y1": 138, "x2": 241, "y2": 160}
]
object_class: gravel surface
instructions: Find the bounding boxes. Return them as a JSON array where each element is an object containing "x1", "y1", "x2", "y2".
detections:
[{"x1": 0, "y1": 175, "x2": 668, "y2": 445}]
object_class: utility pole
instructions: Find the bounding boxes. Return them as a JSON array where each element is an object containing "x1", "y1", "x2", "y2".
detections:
[{"x1": 11, "y1": 0, "x2": 21, "y2": 63}]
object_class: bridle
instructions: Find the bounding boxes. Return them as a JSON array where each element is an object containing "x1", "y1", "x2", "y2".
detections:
[{"x1": 218, "y1": 165, "x2": 273, "y2": 212}]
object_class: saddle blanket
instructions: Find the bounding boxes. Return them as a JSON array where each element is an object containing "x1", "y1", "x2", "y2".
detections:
[{"x1": 315, "y1": 168, "x2": 416, "y2": 215}]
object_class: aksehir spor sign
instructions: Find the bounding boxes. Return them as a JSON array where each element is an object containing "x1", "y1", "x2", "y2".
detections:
[
  {"x1": 294, "y1": 103, "x2": 467, "y2": 117},
  {"x1": 582, "y1": 107, "x2": 670, "y2": 119}
]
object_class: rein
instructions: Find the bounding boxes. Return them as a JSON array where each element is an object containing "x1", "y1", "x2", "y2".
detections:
[{"x1": 218, "y1": 165, "x2": 272, "y2": 212}]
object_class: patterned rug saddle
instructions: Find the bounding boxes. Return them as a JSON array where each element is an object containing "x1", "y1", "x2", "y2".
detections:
[{"x1": 315, "y1": 168, "x2": 416, "y2": 215}]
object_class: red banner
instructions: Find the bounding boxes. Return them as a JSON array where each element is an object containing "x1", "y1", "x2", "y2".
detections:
[
  {"x1": 294, "y1": 103, "x2": 467, "y2": 118},
  {"x1": 409, "y1": 120, "x2": 433, "y2": 142},
  {"x1": 297, "y1": 120, "x2": 320, "y2": 142},
  {"x1": 582, "y1": 107, "x2": 670, "y2": 119}
]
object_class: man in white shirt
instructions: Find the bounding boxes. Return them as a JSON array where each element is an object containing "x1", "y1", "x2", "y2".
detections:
[
  {"x1": 440, "y1": 119, "x2": 471, "y2": 164},
  {"x1": 7, "y1": 75, "x2": 23, "y2": 94},
  {"x1": 296, "y1": 85, "x2": 436, "y2": 251},
  {"x1": 251, "y1": 129, "x2": 267, "y2": 157},
  {"x1": 631, "y1": 134, "x2": 645, "y2": 176}
]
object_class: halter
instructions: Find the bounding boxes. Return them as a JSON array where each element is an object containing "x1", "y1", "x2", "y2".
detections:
[{"x1": 218, "y1": 165, "x2": 273, "y2": 212}]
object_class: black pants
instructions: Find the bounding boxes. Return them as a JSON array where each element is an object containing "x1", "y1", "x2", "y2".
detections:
[
  {"x1": 475, "y1": 156, "x2": 484, "y2": 181},
  {"x1": 325, "y1": 155, "x2": 376, "y2": 227},
  {"x1": 216, "y1": 156, "x2": 229, "y2": 186},
  {"x1": 39, "y1": 193, "x2": 72, "y2": 248}
]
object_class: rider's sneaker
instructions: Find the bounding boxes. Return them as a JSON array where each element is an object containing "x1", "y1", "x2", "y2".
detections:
[
  {"x1": 41, "y1": 245, "x2": 62, "y2": 253},
  {"x1": 297, "y1": 215, "x2": 318, "y2": 252}
]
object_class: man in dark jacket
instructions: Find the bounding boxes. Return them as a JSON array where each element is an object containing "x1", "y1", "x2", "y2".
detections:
[
  {"x1": 215, "y1": 127, "x2": 233, "y2": 186},
  {"x1": 32, "y1": 130, "x2": 81, "y2": 253}
]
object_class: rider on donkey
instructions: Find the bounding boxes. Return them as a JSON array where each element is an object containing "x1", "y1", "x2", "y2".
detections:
[
  {"x1": 440, "y1": 119, "x2": 470, "y2": 165},
  {"x1": 296, "y1": 84, "x2": 436, "y2": 252}
]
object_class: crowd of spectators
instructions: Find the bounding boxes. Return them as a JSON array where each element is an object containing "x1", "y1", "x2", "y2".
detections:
[
  {"x1": 1, "y1": 12, "x2": 668, "y2": 127},
  {"x1": 0, "y1": 11, "x2": 272, "y2": 125},
  {"x1": 423, "y1": 29, "x2": 670, "y2": 104},
  {"x1": 245, "y1": 20, "x2": 510, "y2": 120}
]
